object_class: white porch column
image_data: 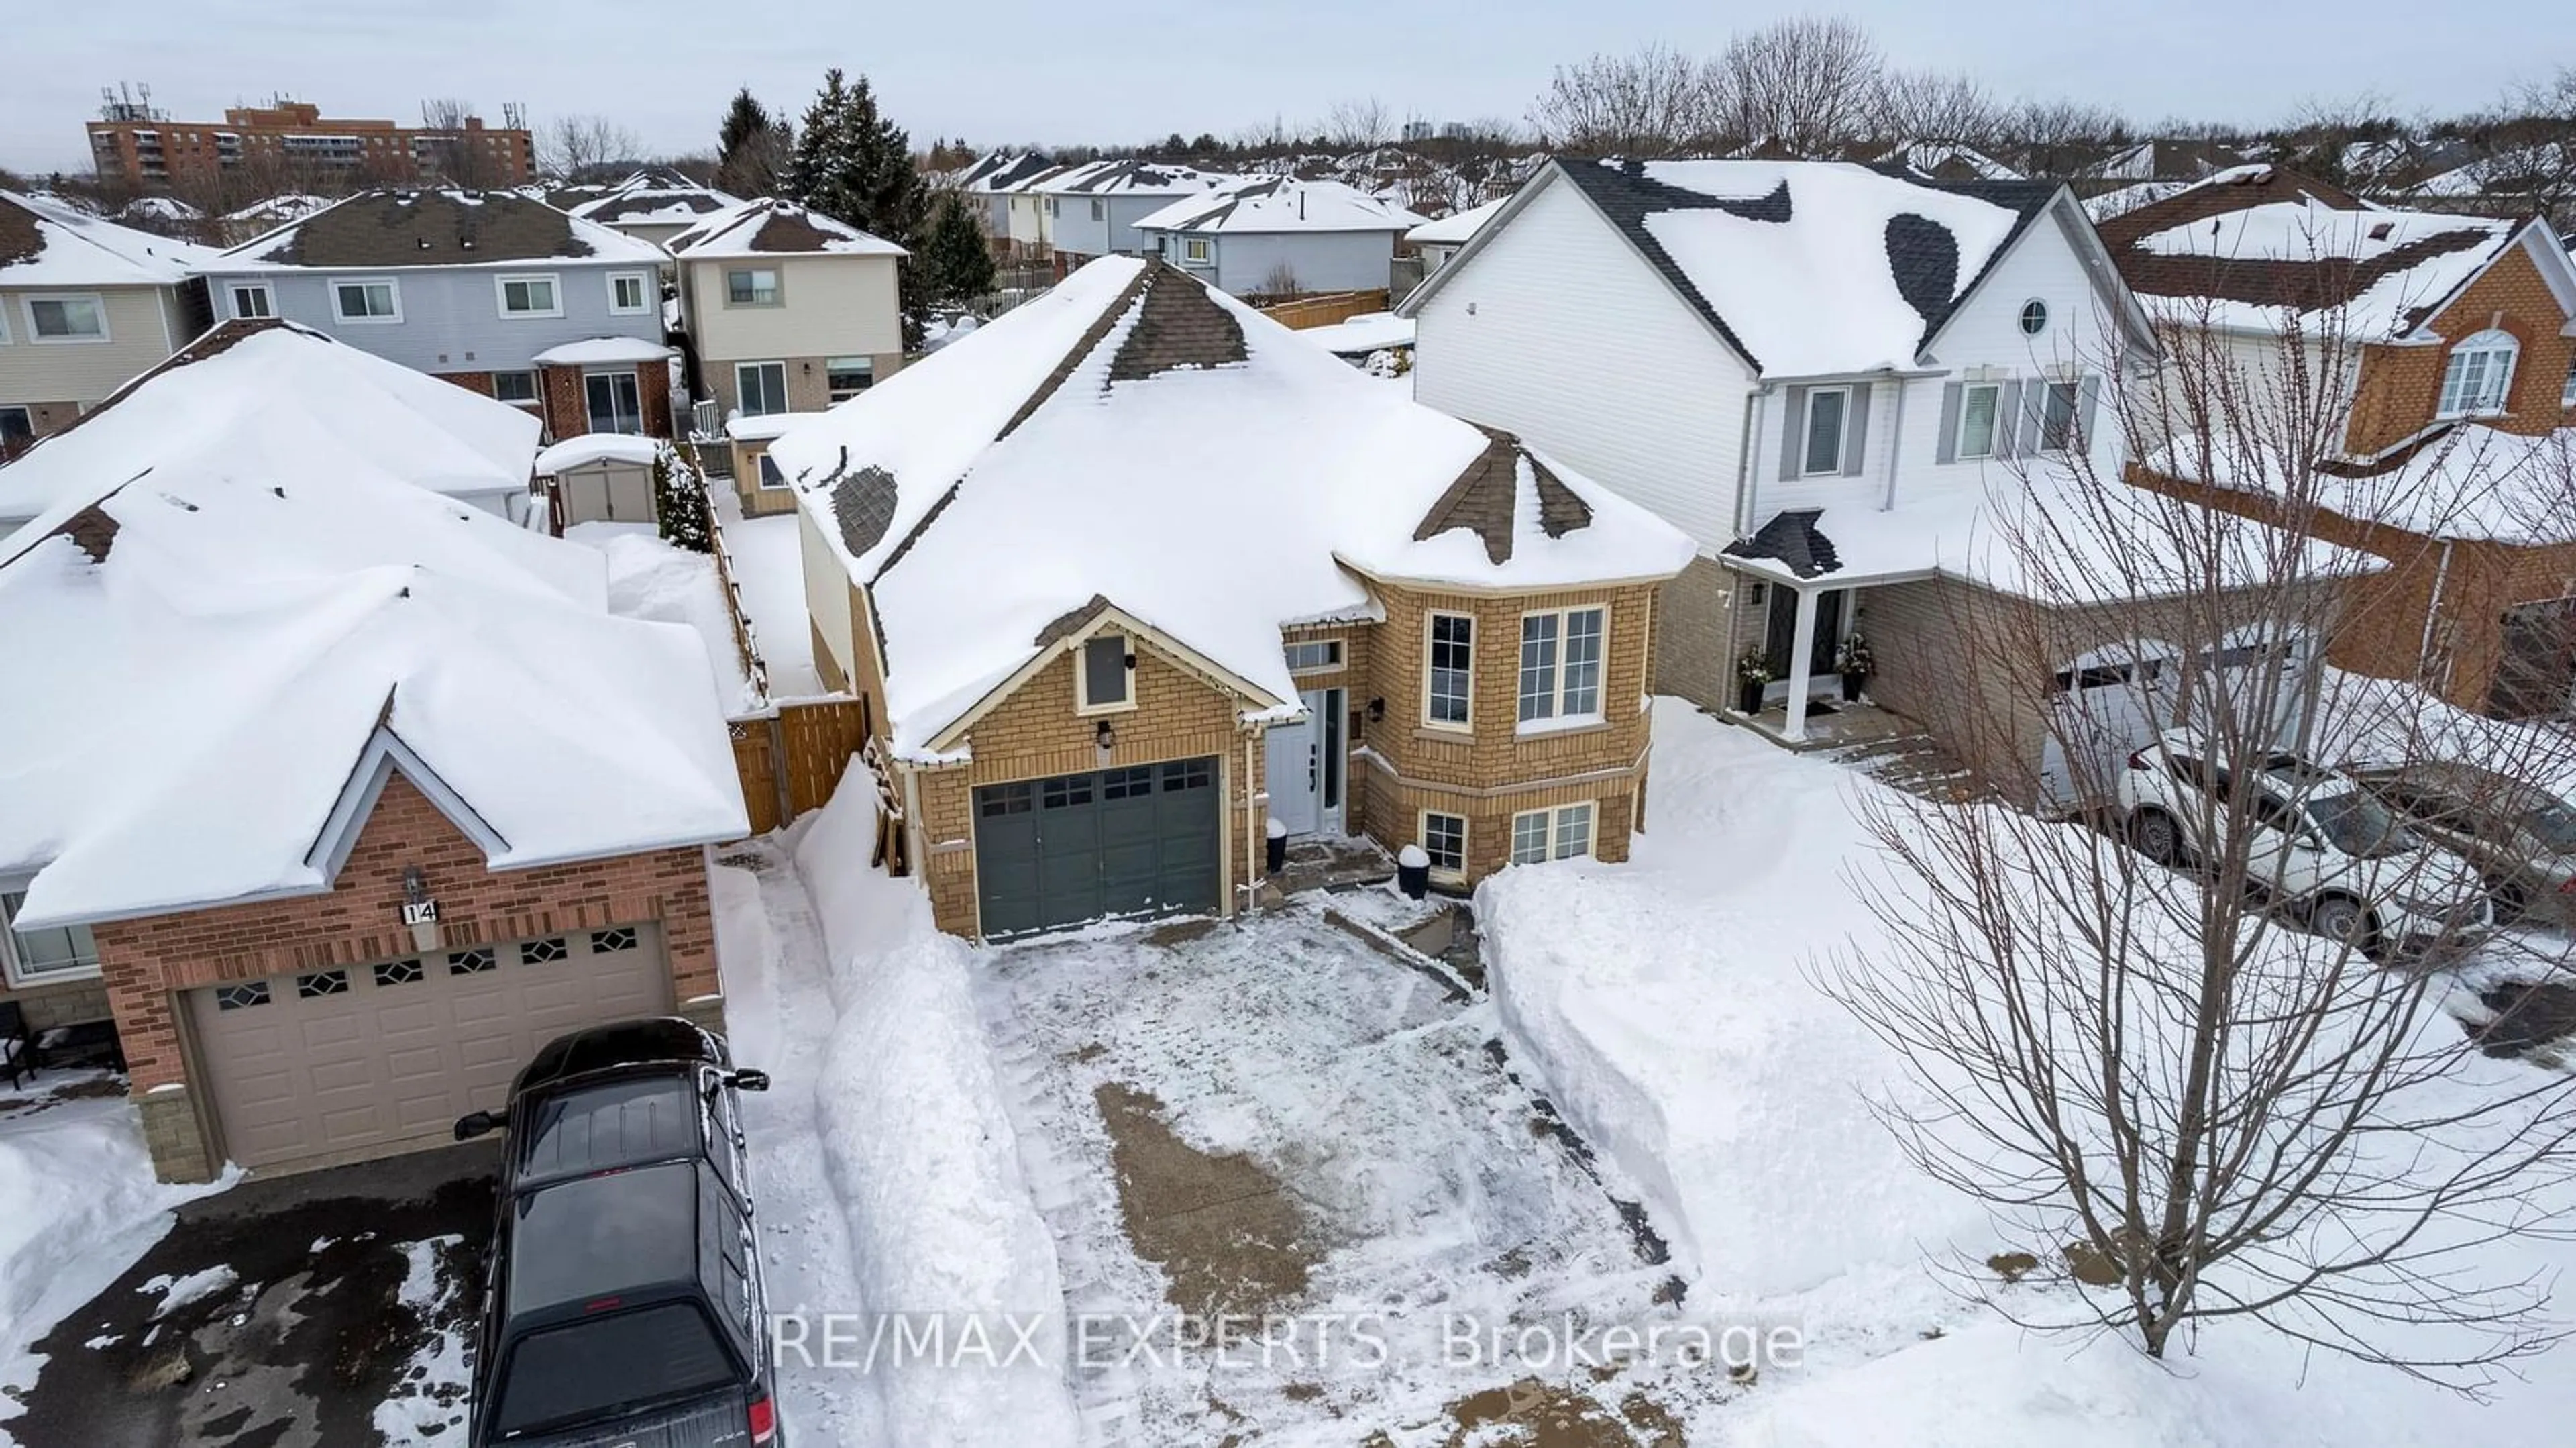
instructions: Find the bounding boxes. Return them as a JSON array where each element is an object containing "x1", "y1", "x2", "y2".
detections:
[{"x1": 1783, "y1": 584, "x2": 1820, "y2": 742}]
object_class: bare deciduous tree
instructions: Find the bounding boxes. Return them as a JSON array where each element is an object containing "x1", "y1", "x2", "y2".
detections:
[
  {"x1": 1821, "y1": 292, "x2": 2576, "y2": 1390},
  {"x1": 1324, "y1": 97, "x2": 1394, "y2": 152},
  {"x1": 1872, "y1": 68, "x2": 2002, "y2": 147},
  {"x1": 416, "y1": 97, "x2": 494, "y2": 189},
  {"x1": 1527, "y1": 44, "x2": 1719, "y2": 156},
  {"x1": 541, "y1": 114, "x2": 643, "y2": 183},
  {"x1": 1710, "y1": 16, "x2": 1884, "y2": 157}
]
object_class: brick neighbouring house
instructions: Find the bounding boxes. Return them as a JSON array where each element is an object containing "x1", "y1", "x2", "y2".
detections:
[
  {"x1": 2104, "y1": 166, "x2": 2576, "y2": 719},
  {"x1": 0, "y1": 320, "x2": 747, "y2": 1182},
  {"x1": 765, "y1": 258, "x2": 1697, "y2": 939}
]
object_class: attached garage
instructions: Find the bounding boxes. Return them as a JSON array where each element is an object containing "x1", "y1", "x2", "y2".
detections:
[
  {"x1": 185, "y1": 924, "x2": 673, "y2": 1172},
  {"x1": 975, "y1": 757, "x2": 1222, "y2": 937}
]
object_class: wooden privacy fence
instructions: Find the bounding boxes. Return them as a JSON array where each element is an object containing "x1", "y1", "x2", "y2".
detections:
[
  {"x1": 1257, "y1": 289, "x2": 1391, "y2": 330},
  {"x1": 728, "y1": 700, "x2": 871, "y2": 836}
]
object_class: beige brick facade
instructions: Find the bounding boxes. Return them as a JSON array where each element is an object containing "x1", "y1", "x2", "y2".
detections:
[
  {"x1": 2346, "y1": 245, "x2": 2576, "y2": 457},
  {"x1": 89, "y1": 774, "x2": 720, "y2": 1181}
]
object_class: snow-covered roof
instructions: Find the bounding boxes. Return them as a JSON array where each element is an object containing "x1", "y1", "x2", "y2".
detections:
[
  {"x1": 0, "y1": 330, "x2": 746, "y2": 925},
  {"x1": 220, "y1": 193, "x2": 330, "y2": 225},
  {"x1": 1510, "y1": 160, "x2": 2059, "y2": 378},
  {"x1": 664, "y1": 198, "x2": 907, "y2": 259},
  {"x1": 1132, "y1": 178, "x2": 1428, "y2": 236},
  {"x1": 1405, "y1": 195, "x2": 1510, "y2": 247},
  {"x1": 209, "y1": 188, "x2": 670, "y2": 271},
  {"x1": 2118, "y1": 197, "x2": 2527, "y2": 339},
  {"x1": 569, "y1": 181, "x2": 742, "y2": 227},
  {"x1": 536, "y1": 433, "x2": 661, "y2": 474},
  {"x1": 723, "y1": 411, "x2": 809, "y2": 443},
  {"x1": 115, "y1": 195, "x2": 205, "y2": 224},
  {"x1": 0, "y1": 189, "x2": 215, "y2": 287},
  {"x1": 0, "y1": 319, "x2": 537, "y2": 527},
  {"x1": 1873, "y1": 141, "x2": 2024, "y2": 184},
  {"x1": 767, "y1": 258, "x2": 1693, "y2": 758},
  {"x1": 1293, "y1": 311, "x2": 1415, "y2": 356},
  {"x1": 531, "y1": 335, "x2": 679, "y2": 366},
  {"x1": 2150, "y1": 423, "x2": 2576, "y2": 546},
  {"x1": 952, "y1": 153, "x2": 1060, "y2": 195},
  {"x1": 1042, "y1": 160, "x2": 1232, "y2": 199}
]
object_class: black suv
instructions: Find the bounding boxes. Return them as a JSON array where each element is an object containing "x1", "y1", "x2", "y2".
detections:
[{"x1": 454, "y1": 1017, "x2": 779, "y2": 1447}]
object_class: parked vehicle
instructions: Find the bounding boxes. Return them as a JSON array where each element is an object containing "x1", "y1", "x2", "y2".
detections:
[
  {"x1": 2117, "y1": 727, "x2": 2491, "y2": 958},
  {"x1": 454, "y1": 1017, "x2": 777, "y2": 1447},
  {"x1": 2347, "y1": 762, "x2": 2576, "y2": 928}
]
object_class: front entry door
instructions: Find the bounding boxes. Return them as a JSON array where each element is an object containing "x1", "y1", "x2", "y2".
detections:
[
  {"x1": 1764, "y1": 586, "x2": 1845, "y2": 680},
  {"x1": 1263, "y1": 688, "x2": 1344, "y2": 837}
]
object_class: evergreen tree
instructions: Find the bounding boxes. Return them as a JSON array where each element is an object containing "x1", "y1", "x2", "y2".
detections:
[
  {"x1": 714, "y1": 88, "x2": 784, "y2": 197},
  {"x1": 787, "y1": 68, "x2": 932, "y2": 343},
  {"x1": 920, "y1": 191, "x2": 997, "y2": 307},
  {"x1": 653, "y1": 444, "x2": 714, "y2": 553}
]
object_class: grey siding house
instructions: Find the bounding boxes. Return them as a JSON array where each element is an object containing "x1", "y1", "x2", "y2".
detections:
[
  {"x1": 1043, "y1": 161, "x2": 1232, "y2": 266},
  {"x1": 1135, "y1": 178, "x2": 1424, "y2": 299},
  {"x1": 198, "y1": 190, "x2": 680, "y2": 439}
]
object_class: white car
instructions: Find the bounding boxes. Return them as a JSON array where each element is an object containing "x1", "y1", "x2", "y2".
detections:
[{"x1": 2116, "y1": 727, "x2": 2491, "y2": 958}]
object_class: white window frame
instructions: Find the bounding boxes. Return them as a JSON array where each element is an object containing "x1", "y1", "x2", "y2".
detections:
[
  {"x1": 2436, "y1": 329, "x2": 2518, "y2": 419},
  {"x1": 1424, "y1": 611, "x2": 1475, "y2": 732},
  {"x1": 1283, "y1": 639, "x2": 1344, "y2": 674},
  {"x1": 1800, "y1": 386, "x2": 1849, "y2": 476},
  {"x1": 228, "y1": 282, "x2": 274, "y2": 320},
  {"x1": 1419, "y1": 811, "x2": 1468, "y2": 882},
  {"x1": 825, "y1": 356, "x2": 873, "y2": 403},
  {"x1": 1517, "y1": 605, "x2": 1609, "y2": 731},
  {"x1": 331, "y1": 277, "x2": 402, "y2": 324},
  {"x1": 494, "y1": 272, "x2": 564, "y2": 319},
  {"x1": 1075, "y1": 631, "x2": 1137, "y2": 715},
  {"x1": 725, "y1": 267, "x2": 782, "y2": 307},
  {"x1": 0, "y1": 890, "x2": 103, "y2": 987},
  {"x1": 1182, "y1": 236, "x2": 1212, "y2": 264},
  {"x1": 1509, "y1": 802, "x2": 1597, "y2": 865},
  {"x1": 754, "y1": 450, "x2": 790, "y2": 490},
  {"x1": 735, "y1": 361, "x2": 790, "y2": 418},
  {"x1": 23, "y1": 293, "x2": 109, "y2": 344},
  {"x1": 2018, "y1": 298, "x2": 2049, "y2": 337},
  {"x1": 491, "y1": 370, "x2": 539, "y2": 405},
  {"x1": 606, "y1": 270, "x2": 653, "y2": 316},
  {"x1": 2561, "y1": 354, "x2": 2575, "y2": 409},
  {"x1": 1955, "y1": 381, "x2": 2000, "y2": 461}
]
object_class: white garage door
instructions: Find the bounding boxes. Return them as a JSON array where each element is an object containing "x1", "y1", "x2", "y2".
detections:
[{"x1": 186, "y1": 925, "x2": 673, "y2": 1172}]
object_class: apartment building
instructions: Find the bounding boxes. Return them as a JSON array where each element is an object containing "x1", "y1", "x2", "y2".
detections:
[{"x1": 86, "y1": 94, "x2": 534, "y2": 189}]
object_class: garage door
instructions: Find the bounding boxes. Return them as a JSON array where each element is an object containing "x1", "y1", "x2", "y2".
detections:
[
  {"x1": 975, "y1": 757, "x2": 1221, "y2": 937},
  {"x1": 186, "y1": 924, "x2": 673, "y2": 1172}
]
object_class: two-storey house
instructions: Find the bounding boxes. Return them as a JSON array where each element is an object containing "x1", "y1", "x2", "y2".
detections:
[
  {"x1": 763, "y1": 258, "x2": 1694, "y2": 939},
  {"x1": 1, "y1": 190, "x2": 213, "y2": 455},
  {"x1": 664, "y1": 197, "x2": 907, "y2": 515},
  {"x1": 2106, "y1": 166, "x2": 2576, "y2": 719},
  {"x1": 197, "y1": 189, "x2": 680, "y2": 440},
  {"x1": 1399, "y1": 159, "x2": 2365, "y2": 810},
  {"x1": 566, "y1": 169, "x2": 743, "y2": 250},
  {"x1": 1039, "y1": 161, "x2": 1231, "y2": 274},
  {"x1": 1136, "y1": 178, "x2": 1425, "y2": 301}
]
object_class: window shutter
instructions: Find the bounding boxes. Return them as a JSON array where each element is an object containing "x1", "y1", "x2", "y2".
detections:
[
  {"x1": 1841, "y1": 384, "x2": 1872, "y2": 478},
  {"x1": 2018, "y1": 383, "x2": 2047, "y2": 456},
  {"x1": 1778, "y1": 386, "x2": 1809, "y2": 483},
  {"x1": 1935, "y1": 383, "x2": 1964, "y2": 465},
  {"x1": 1992, "y1": 381, "x2": 2023, "y2": 460},
  {"x1": 2076, "y1": 375, "x2": 2102, "y2": 456}
]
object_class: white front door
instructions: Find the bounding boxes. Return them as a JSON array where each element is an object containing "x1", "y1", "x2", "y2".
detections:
[{"x1": 1263, "y1": 687, "x2": 1344, "y2": 838}]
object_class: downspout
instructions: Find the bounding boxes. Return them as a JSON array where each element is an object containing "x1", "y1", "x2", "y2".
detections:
[
  {"x1": 2418, "y1": 537, "x2": 2457, "y2": 693},
  {"x1": 1733, "y1": 385, "x2": 1771, "y2": 539},
  {"x1": 1878, "y1": 373, "x2": 1909, "y2": 513},
  {"x1": 1243, "y1": 733, "x2": 1260, "y2": 917}
]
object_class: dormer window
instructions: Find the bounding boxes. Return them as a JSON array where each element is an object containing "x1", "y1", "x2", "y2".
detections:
[
  {"x1": 1078, "y1": 633, "x2": 1134, "y2": 713},
  {"x1": 2437, "y1": 329, "x2": 2518, "y2": 419}
]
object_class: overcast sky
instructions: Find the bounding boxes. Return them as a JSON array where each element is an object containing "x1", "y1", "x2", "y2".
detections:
[{"x1": 1, "y1": 1, "x2": 2548, "y2": 175}]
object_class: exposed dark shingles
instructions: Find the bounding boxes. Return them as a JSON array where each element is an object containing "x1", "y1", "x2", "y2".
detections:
[
  {"x1": 56, "y1": 505, "x2": 120, "y2": 563},
  {"x1": 1106, "y1": 266, "x2": 1248, "y2": 380},
  {"x1": 1413, "y1": 431, "x2": 1522, "y2": 566},
  {"x1": 1883, "y1": 213, "x2": 1961, "y2": 325},
  {"x1": 260, "y1": 191, "x2": 598, "y2": 267},
  {"x1": 586, "y1": 191, "x2": 726, "y2": 222},
  {"x1": 749, "y1": 209, "x2": 839, "y2": 254},
  {"x1": 1722, "y1": 508, "x2": 1841, "y2": 578},
  {"x1": 2092, "y1": 167, "x2": 2366, "y2": 251},
  {"x1": 1032, "y1": 594, "x2": 1114, "y2": 647},
  {"x1": 1554, "y1": 162, "x2": 1785, "y2": 372},
  {"x1": 1905, "y1": 179, "x2": 2062, "y2": 350},
  {"x1": 830, "y1": 466, "x2": 900, "y2": 557},
  {"x1": 0, "y1": 196, "x2": 42, "y2": 268},
  {"x1": 1529, "y1": 457, "x2": 1593, "y2": 539}
]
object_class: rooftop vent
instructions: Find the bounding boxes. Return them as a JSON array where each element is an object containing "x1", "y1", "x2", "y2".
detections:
[{"x1": 2368, "y1": 221, "x2": 2394, "y2": 241}]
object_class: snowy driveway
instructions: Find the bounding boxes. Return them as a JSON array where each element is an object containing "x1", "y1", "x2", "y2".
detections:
[{"x1": 973, "y1": 902, "x2": 1724, "y2": 1445}]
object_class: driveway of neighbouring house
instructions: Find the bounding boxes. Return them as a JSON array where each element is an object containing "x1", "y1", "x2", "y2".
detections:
[
  {"x1": 972, "y1": 898, "x2": 1715, "y2": 1446},
  {"x1": 11, "y1": 1143, "x2": 496, "y2": 1448}
]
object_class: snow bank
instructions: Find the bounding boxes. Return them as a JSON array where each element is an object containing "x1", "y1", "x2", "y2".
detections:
[
  {"x1": 0, "y1": 1096, "x2": 232, "y2": 1435},
  {"x1": 710, "y1": 493, "x2": 822, "y2": 699},
  {"x1": 1477, "y1": 700, "x2": 1996, "y2": 1298},
  {"x1": 566, "y1": 522, "x2": 758, "y2": 713},
  {"x1": 788, "y1": 764, "x2": 1081, "y2": 1448}
]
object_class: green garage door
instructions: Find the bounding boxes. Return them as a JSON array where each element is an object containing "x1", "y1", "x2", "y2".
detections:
[{"x1": 975, "y1": 757, "x2": 1221, "y2": 937}]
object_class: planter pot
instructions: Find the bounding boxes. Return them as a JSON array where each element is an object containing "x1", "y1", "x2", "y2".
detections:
[
  {"x1": 1265, "y1": 817, "x2": 1288, "y2": 876},
  {"x1": 1737, "y1": 678, "x2": 1767, "y2": 715},
  {"x1": 1841, "y1": 671, "x2": 1867, "y2": 703},
  {"x1": 1396, "y1": 844, "x2": 1430, "y2": 900}
]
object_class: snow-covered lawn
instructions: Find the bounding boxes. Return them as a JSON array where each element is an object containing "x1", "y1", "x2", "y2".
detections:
[
  {"x1": 712, "y1": 490, "x2": 823, "y2": 699},
  {"x1": 564, "y1": 521, "x2": 759, "y2": 713},
  {"x1": 1479, "y1": 697, "x2": 2576, "y2": 1446},
  {"x1": 0, "y1": 1080, "x2": 231, "y2": 1446}
]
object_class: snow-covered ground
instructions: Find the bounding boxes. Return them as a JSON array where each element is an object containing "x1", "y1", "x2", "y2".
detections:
[
  {"x1": 564, "y1": 521, "x2": 759, "y2": 713},
  {"x1": 0, "y1": 1081, "x2": 232, "y2": 1446},
  {"x1": 710, "y1": 490, "x2": 823, "y2": 699}
]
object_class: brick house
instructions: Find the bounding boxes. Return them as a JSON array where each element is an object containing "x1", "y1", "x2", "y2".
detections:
[
  {"x1": 0, "y1": 321, "x2": 747, "y2": 1182},
  {"x1": 195, "y1": 189, "x2": 678, "y2": 443},
  {"x1": 2105, "y1": 166, "x2": 2576, "y2": 718},
  {"x1": 763, "y1": 258, "x2": 1695, "y2": 939}
]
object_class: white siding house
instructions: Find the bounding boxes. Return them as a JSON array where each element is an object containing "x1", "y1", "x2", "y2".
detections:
[{"x1": 1136, "y1": 179, "x2": 1424, "y2": 299}]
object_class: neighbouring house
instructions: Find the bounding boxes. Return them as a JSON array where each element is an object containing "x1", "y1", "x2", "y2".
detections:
[
  {"x1": 215, "y1": 192, "x2": 331, "y2": 247},
  {"x1": 0, "y1": 190, "x2": 214, "y2": 455},
  {"x1": 566, "y1": 169, "x2": 744, "y2": 250},
  {"x1": 2102, "y1": 167, "x2": 2576, "y2": 718},
  {"x1": 1403, "y1": 195, "x2": 1509, "y2": 289},
  {"x1": 952, "y1": 153, "x2": 1060, "y2": 256},
  {"x1": 1000, "y1": 162, "x2": 1080, "y2": 262},
  {"x1": 1135, "y1": 178, "x2": 1426, "y2": 300},
  {"x1": 0, "y1": 318, "x2": 747, "y2": 1182},
  {"x1": 1873, "y1": 141, "x2": 2025, "y2": 185},
  {"x1": 196, "y1": 189, "x2": 680, "y2": 440},
  {"x1": 1399, "y1": 158, "x2": 2367, "y2": 808},
  {"x1": 1039, "y1": 160, "x2": 1232, "y2": 274},
  {"x1": 764, "y1": 258, "x2": 1695, "y2": 940},
  {"x1": 664, "y1": 197, "x2": 907, "y2": 504}
]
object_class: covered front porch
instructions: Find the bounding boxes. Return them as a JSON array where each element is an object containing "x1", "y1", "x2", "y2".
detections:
[{"x1": 1717, "y1": 511, "x2": 1931, "y2": 748}]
